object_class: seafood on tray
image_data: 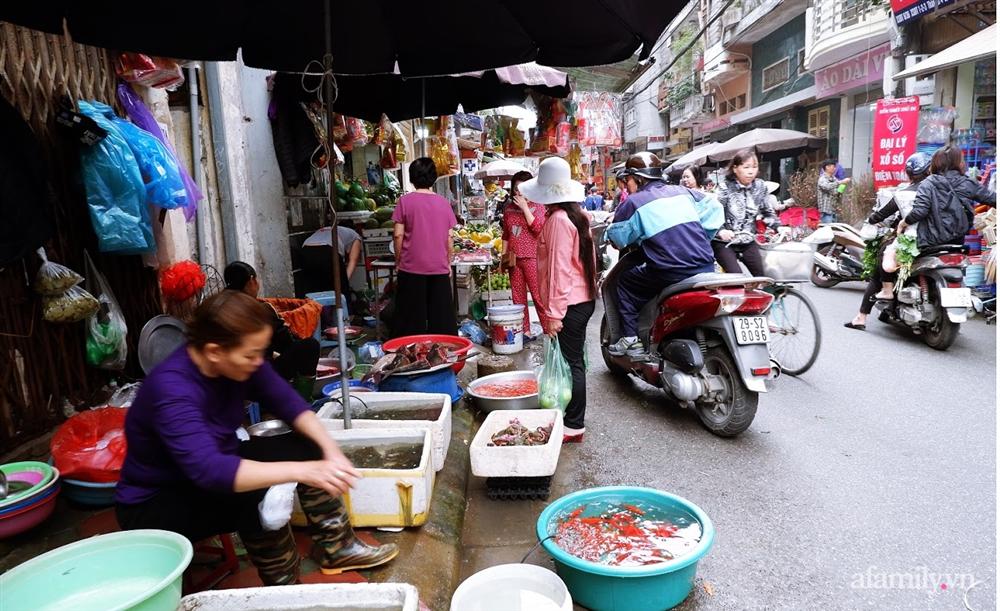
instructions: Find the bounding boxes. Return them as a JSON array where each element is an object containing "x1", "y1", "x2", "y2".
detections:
[
  {"x1": 488, "y1": 418, "x2": 553, "y2": 447},
  {"x1": 364, "y1": 341, "x2": 462, "y2": 383}
]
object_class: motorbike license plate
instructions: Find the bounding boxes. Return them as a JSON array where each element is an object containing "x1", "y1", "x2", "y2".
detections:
[
  {"x1": 733, "y1": 316, "x2": 770, "y2": 345},
  {"x1": 939, "y1": 287, "x2": 972, "y2": 308}
]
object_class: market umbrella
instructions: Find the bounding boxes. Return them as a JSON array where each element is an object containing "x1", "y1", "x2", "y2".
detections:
[
  {"x1": 474, "y1": 159, "x2": 530, "y2": 180},
  {"x1": 665, "y1": 142, "x2": 722, "y2": 174},
  {"x1": 330, "y1": 66, "x2": 570, "y2": 122},
  {"x1": 708, "y1": 128, "x2": 825, "y2": 163},
  {"x1": 0, "y1": 1, "x2": 682, "y2": 76}
]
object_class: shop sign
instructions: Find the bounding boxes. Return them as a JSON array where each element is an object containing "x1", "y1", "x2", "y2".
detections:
[
  {"x1": 891, "y1": 0, "x2": 954, "y2": 26},
  {"x1": 872, "y1": 96, "x2": 920, "y2": 190},
  {"x1": 577, "y1": 91, "x2": 624, "y2": 148},
  {"x1": 700, "y1": 116, "x2": 731, "y2": 133},
  {"x1": 815, "y1": 43, "x2": 891, "y2": 98}
]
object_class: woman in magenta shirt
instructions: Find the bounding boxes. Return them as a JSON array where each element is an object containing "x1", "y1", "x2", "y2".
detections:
[
  {"x1": 520, "y1": 157, "x2": 598, "y2": 443},
  {"x1": 391, "y1": 157, "x2": 458, "y2": 337}
]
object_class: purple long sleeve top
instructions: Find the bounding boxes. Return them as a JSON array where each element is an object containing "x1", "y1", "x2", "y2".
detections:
[{"x1": 115, "y1": 346, "x2": 309, "y2": 505}]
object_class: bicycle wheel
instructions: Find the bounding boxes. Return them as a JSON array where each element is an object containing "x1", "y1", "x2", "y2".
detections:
[{"x1": 767, "y1": 286, "x2": 821, "y2": 376}]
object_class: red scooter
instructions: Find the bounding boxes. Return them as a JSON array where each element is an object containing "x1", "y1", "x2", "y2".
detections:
[{"x1": 600, "y1": 251, "x2": 779, "y2": 437}]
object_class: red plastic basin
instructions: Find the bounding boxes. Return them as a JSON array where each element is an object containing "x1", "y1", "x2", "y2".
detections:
[{"x1": 382, "y1": 335, "x2": 473, "y2": 374}]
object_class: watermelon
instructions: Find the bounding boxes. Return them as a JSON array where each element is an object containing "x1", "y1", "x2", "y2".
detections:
[
  {"x1": 364, "y1": 218, "x2": 380, "y2": 229},
  {"x1": 374, "y1": 206, "x2": 395, "y2": 223},
  {"x1": 334, "y1": 181, "x2": 350, "y2": 196},
  {"x1": 381, "y1": 220, "x2": 395, "y2": 229},
  {"x1": 349, "y1": 182, "x2": 365, "y2": 198},
  {"x1": 365, "y1": 198, "x2": 377, "y2": 211}
]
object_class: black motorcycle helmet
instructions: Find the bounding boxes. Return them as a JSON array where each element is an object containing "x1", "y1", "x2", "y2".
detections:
[
  {"x1": 904, "y1": 151, "x2": 932, "y2": 181},
  {"x1": 616, "y1": 151, "x2": 665, "y2": 188}
]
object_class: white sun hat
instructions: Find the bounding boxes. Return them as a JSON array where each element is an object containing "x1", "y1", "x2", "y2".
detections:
[{"x1": 517, "y1": 157, "x2": 585, "y2": 205}]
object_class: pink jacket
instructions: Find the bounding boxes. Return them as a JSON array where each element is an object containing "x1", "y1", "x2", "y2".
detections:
[{"x1": 537, "y1": 208, "x2": 594, "y2": 322}]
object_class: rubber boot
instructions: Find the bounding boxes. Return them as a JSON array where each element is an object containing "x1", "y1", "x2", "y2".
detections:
[
  {"x1": 292, "y1": 375, "x2": 315, "y2": 402},
  {"x1": 239, "y1": 524, "x2": 300, "y2": 586},
  {"x1": 297, "y1": 484, "x2": 399, "y2": 575}
]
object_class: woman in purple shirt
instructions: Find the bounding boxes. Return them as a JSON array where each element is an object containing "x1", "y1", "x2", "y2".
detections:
[
  {"x1": 391, "y1": 157, "x2": 458, "y2": 337},
  {"x1": 115, "y1": 291, "x2": 397, "y2": 585}
]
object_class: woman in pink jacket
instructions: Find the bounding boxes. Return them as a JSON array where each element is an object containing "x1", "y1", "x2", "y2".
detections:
[{"x1": 520, "y1": 158, "x2": 597, "y2": 443}]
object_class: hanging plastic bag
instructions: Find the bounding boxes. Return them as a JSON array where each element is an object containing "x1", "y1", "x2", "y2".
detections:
[
  {"x1": 33, "y1": 248, "x2": 84, "y2": 295},
  {"x1": 538, "y1": 336, "x2": 572, "y2": 412},
  {"x1": 84, "y1": 251, "x2": 128, "y2": 370},
  {"x1": 114, "y1": 119, "x2": 188, "y2": 209},
  {"x1": 50, "y1": 407, "x2": 127, "y2": 483},
  {"x1": 77, "y1": 101, "x2": 156, "y2": 254},
  {"x1": 115, "y1": 53, "x2": 185, "y2": 90},
  {"x1": 42, "y1": 286, "x2": 99, "y2": 323}
]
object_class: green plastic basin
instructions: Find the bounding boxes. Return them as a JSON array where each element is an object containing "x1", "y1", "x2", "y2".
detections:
[{"x1": 0, "y1": 529, "x2": 193, "y2": 611}]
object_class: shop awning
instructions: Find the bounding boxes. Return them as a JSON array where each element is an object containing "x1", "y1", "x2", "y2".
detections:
[{"x1": 893, "y1": 24, "x2": 997, "y2": 80}]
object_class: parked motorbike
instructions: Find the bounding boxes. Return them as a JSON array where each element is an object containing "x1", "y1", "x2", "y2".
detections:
[
  {"x1": 600, "y1": 251, "x2": 779, "y2": 437},
  {"x1": 804, "y1": 223, "x2": 866, "y2": 287},
  {"x1": 875, "y1": 244, "x2": 971, "y2": 350}
]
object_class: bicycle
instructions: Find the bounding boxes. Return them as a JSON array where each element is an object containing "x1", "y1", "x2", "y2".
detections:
[{"x1": 757, "y1": 232, "x2": 822, "y2": 376}]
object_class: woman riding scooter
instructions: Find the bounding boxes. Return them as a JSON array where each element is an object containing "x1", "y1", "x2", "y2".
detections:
[{"x1": 844, "y1": 152, "x2": 931, "y2": 331}]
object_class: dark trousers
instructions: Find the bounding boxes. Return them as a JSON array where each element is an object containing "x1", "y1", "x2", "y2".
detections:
[
  {"x1": 558, "y1": 300, "x2": 595, "y2": 430},
  {"x1": 617, "y1": 262, "x2": 714, "y2": 337},
  {"x1": 859, "y1": 244, "x2": 898, "y2": 315},
  {"x1": 116, "y1": 433, "x2": 323, "y2": 542},
  {"x1": 392, "y1": 270, "x2": 456, "y2": 337},
  {"x1": 272, "y1": 337, "x2": 321, "y2": 379},
  {"x1": 712, "y1": 240, "x2": 765, "y2": 277}
]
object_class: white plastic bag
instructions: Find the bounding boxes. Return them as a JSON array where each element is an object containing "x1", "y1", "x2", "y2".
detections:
[
  {"x1": 259, "y1": 482, "x2": 297, "y2": 531},
  {"x1": 84, "y1": 251, "x2": 128, "y2": 370}
]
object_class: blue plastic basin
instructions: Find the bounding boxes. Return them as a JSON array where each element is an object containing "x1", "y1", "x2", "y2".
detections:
[
  {"x1": 62, "y1": 478, "x2": 117, "y2": 507},
  {"x1": 322, "y1": 380, "x2": 378, "y2": 396},
  {"x1": 536, "y1": 486, "x2": 715, "y2": 611}
]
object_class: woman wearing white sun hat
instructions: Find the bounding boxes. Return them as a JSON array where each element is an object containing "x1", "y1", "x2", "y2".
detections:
[{"x1": 519, "y1": 157, "x2": 597, "y2": 444}]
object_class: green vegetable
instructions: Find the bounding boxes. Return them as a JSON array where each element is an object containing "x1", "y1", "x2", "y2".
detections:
[
  {"x1": 861, "y1": 237, "x2": 884, "y2": 281},
  {"x1": 349, "y1": 182, "x2": 365, "y2": 198},
  {"x1": 894, "y1": 234, "x2": 921, "y2": 291}
]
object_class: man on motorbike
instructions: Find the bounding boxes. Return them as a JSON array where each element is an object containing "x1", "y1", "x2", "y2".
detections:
[
  {"x1": 606, "y1": 152, "x2": 723, "y2": 357},
  {"x1": 844, "y1": 152, "x2": 930, "y2": 330}
]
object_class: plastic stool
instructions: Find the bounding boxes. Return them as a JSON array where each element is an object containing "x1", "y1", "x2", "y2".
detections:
[{"x1": 183, "y1": 533, "x2": 240, "y2": 593}]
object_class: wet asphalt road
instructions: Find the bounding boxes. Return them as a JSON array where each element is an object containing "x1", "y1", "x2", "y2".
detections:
[{"x1": 569, "y1": 281, "x2": 996, "y2": 610}]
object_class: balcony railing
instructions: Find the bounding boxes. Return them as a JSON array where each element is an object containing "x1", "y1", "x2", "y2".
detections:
[{"x1": 811, "y1": 0, "x2": 888, "y2": 46}]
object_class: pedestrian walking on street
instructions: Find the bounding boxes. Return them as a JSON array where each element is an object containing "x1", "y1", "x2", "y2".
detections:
[
  {"x1": 521, "y1": 157, "x2": 597, "y2": 443},
  {"x1": 583, "y1": 186, "x2": 604, "y2": 211},
  {"x1": 391, "y1": 157, "x2": 458, "y2": 337},
  {"x1": 115, "y1": 291, "x2": 398, "y2": 585},
  {"x1": 713, "y1": 149, "x2": 779, "y2": 276},
  {"x1": 817, "y1": 159, "x2": 850, "y2": 224},
  {"x1": 501, "y1": 170, "x2": 547, "y2": 337}
]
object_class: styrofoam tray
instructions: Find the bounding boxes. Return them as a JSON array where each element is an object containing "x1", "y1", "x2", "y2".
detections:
[
  {"x1": 317, "y1": 392, "x2": 452, "y2": 472},
  {"x1": 178, "y1": 583, "x2": 419, "y2": 610},
  {"x1": 327, "y1": 428, "x2": 435, "y2": 528},
  {"x1": 470, "y1": 409, "x2": 564, "y2": 478}
]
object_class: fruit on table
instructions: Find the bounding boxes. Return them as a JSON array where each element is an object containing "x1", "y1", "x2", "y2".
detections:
[
  {"x1": 381, "y1": 220, "x2": 395, "y2": 229},
  {"x1": 365, "y1": 198, "x2": 377, "y2": 211},
  {"x1": 364, "y1": 218, "x2": 380, "y2": 229},
  {"x1": 374, "y1": 206, "x2": 395, "y2": 223},
  {"x1": 349, "y1": 182, "x2": 365, "y2": 198}
]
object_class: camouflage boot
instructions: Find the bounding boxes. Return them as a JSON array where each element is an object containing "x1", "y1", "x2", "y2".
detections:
[
  {"x1": 239, "y1": 523, "x2": 300, "y2": 585},
  {"x1": 297, "y1": 484, "x2": 399, "y2": 575}
]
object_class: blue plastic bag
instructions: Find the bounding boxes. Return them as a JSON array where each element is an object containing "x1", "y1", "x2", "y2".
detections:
[
  {"x1": 114, "y1": 119, "x2": 188, "y2": 210},
  {"x1": 77, "y1": 101, "x2": 155, "y2": 254}
]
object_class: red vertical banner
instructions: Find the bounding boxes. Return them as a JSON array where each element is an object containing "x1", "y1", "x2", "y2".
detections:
[{"x1": 872, "y1": 96, "x2": 920, "y2": 190}]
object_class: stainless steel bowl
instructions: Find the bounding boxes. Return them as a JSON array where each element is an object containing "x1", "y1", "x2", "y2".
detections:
[
  {"x1": 247, "y1": 419, "x2": 292, "y2": 438},
  {"x1": 467, "y1": 370, "x2": 540, "y2": 413}
]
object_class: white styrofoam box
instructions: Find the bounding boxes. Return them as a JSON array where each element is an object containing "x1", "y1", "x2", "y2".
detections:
[
  {"x1": 470, "y1": 409, "x2": 564, "y2": 478},
  {"x1": 317, "y1": 392, "x2": 452, "y2": 472},
  {"x1": 327, "y1": 428, "x2": 435, "y2": 528},
  {"x1": 178, "y1": 583, "x2": 419, "y2": 610}
]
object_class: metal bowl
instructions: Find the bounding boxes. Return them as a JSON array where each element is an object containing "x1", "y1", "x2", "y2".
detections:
[
  {"x1": 467, "y1": 370, "x2": 540, "y2": 413},
  {"x1": 246, "y1": 420, "x2": 292, "y2": 438}
]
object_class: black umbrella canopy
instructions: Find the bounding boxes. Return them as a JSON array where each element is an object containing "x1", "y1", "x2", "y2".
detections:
[
  {"x1": 329, "y1": 72, "x2": 570, "y2": 122},
  {"x1": 0, "y1": 1, "x2": 682, "y2": 75}
]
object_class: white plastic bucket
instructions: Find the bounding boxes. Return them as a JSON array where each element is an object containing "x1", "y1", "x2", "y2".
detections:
[
  {"x1": 451, "y1": 563, "x2": 572, "y2": 611},
  {"x1": 488, "y1": 305, "x2": 525, "y2": 355}
]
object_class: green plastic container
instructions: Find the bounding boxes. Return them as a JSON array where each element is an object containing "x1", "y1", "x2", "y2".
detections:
[
  {"x1": 0, "y1": 461, "x2": 55, "y2": 508},
  {"x1": 0, "y1": 529, "x2": 192, "y2": 611},
  {"x1": 536, "y1": 486, "x2": 715, "y2": 611}
]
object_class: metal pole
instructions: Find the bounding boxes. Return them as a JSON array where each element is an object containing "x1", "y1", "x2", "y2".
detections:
[{"x1": 324, "y1": 0, "x2": 352, "y2": 429}]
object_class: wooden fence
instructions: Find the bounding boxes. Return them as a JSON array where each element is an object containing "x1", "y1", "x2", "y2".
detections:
[{"x1": 0, "y1": 23, "x2": 161, "y2": 449}]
